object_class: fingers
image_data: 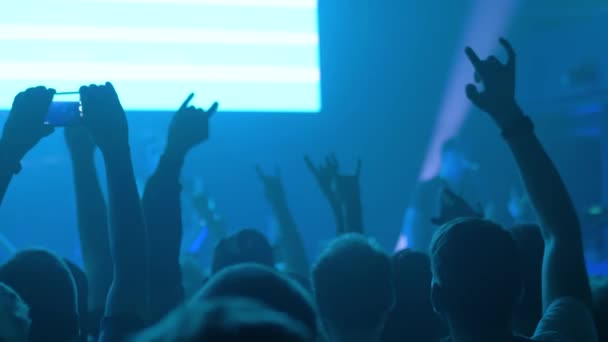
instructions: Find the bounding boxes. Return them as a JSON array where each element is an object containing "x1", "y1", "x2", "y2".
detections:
[
  {"x1": 179, "y1": 93, "x2": 195, "y2": 112},
  {"x1": 304, "y1": 155, "x2": 319, "y2": 176},
  {"x1": 206, "y1": 102, "x2": 219, "y2": 118},
  {"x1": 465, "y1": 47, "x2": 483, "y2": 71},
  {"x1": 499, "y1": 37, "x2": 516, "y2": 69},
  {"x1": 255, "y1": 165, "x2": 266, "y2": 181},
  {"x1": 465, "y1": 84, "x2": 482, "y2": 104}
]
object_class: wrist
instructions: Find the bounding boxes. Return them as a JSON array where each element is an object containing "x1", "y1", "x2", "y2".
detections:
[
  {"x1": 0, "y1": 139, "x2": 23, "y2": 174},
  {"x1": 493, "y1": 101, "x2": 525, "y2": 129}
]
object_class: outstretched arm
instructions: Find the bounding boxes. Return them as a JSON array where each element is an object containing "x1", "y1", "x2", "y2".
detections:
[
  {"x1": 143, "y1": 94, "x2": 218, "y2": 322},
  {"x1": 0, "y1": 87, "x2": 54, "y2": 205},
  {"x1": 305, "y1": 155, "x2": 345, "y2": 235},
  {"x1": 81, "y1": 83, "x2": 148, "y2": 324},
  {"x1": 334, "y1": 160, "x2": 364, "y2": 234},
  {"x1": 65, "y1": 127, "x2": 112, "y2": 313},
  {"x1": 256, "y1": 166, "x2": 309, "y2": 276},
  {"x1": 465, "y1": 39, "x2": 591, "y2": 309}
]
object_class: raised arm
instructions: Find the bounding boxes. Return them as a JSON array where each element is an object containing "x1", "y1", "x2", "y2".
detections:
[
  {"x1": 0, "y1": 87, "x2": 54, "y2": 205},
  {"x1": 64, "y1": 127, "x2": 112, "y2": 316},
  {"x1": 305, "y1": 155, "x2": 345, "y2": 235},
  {"x1": 256, "y1": 166, "x2": 309, "y2": 276},
  {"x1": 80, "y1": 83, "x2": 148, "y2": 328},
  {"x1": 465, "y1": 39, "x2": 591, "y2": 309},
  {"x1": 334, "y1": 160, "x2": 364, "y2": 234},
  {"x1": 143, "y1": 94, "x2": 218, "y2": 322}
]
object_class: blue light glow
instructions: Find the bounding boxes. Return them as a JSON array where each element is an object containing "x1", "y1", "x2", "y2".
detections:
[{"x1": 0, "y1": 0, "x2": 320, "y2": 112}]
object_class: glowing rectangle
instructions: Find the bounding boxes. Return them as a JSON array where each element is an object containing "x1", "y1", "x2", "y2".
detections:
[{"x1": 0, "y1": 0, "x2": 320, "y2": 112}]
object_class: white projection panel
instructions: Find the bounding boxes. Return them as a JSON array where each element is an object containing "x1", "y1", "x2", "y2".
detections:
[{"x1": 0, "y1": 0, "x2": 320, "y2": 111}]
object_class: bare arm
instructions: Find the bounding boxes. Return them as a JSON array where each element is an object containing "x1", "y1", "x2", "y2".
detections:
[
  {"x1": 143, "y1": 95, "x2": 218, "y2": 322},
  {"x1": 65, "y1": 127, "x2": 112, "y2": 312},
  {"x1": 256, "y1": 166, "x2": 309, "y2": 276},
  {"x1": 0, "y1": 87, "x2": 54, "y2": 205},
  {"x1": 305, "y1": 155, "x2": 346, "y2": 235},
  {"x1": 465, "y1": 39, "x2": 591, "y2": 309},
  {"x1": 81, "y1": 83, "x2": 148, "y2": 321}
]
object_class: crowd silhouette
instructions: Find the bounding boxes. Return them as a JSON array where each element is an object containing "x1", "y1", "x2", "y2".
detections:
[{"x1": 0, "y1": 38, "x2": 605, "y2": 342}]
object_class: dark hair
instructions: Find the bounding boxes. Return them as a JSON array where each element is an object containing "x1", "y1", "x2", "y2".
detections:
[
  {"x1": 212, "y1": 229, "x2": 275, "y2": 274},
  {"x1": 510, "y1": 224, "x2": 544, "y2": 336},
  {"x1": 0, "y1": 249, "x2": 79, "y2": 342},
  {"x1": 382, "y1": 250, "x2": 444, "y2": 342},
  {"x1": 136, "y1": 297, "x2": 311, "y2": 342},
  {"x1": 312, "y1": 234, "x2": 394, "y2": 337},
  {"x1": 196, "y1": 264, "x2": 317, "y2": 337},
  {"x1": 430, "y1": 218, "x2": 521, "y2": 328}
]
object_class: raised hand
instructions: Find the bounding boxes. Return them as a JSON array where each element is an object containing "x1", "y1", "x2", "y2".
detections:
[
  {"x1": 465, "y1": 38, "x2": 523, "y2": 128},
  {"x1": 334, "y1": 159, "x2": 362, "y2": 204},
  {"x1": 165, "y1": 93, "x2": 219, "y2": 158},
  {"x1": 256, "y1": 165, "x2": 287, "y2": 207},
  {"x1": 431, "y1": 186, "x2": 484, "y2": 226},
  {"x1": 64, "y1": 126, "x2": 96, "y2": 161},
  {"x1": 304, "y1": 154, "x2": 339, "y2": 203},
  {"x1": 80, "y1": 82, "x2": 128, "y2": 154},
  {"x1": 1, "y1": 86, "x2": 55, "y2": 162}
]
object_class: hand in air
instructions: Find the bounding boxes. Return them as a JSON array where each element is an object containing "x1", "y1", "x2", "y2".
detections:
[
  {"x1": 64, "y1": 126, "x2": 96, "y2": 161},
  {"x1": 334, "y1": 159, "x2": 362, "y2": 204},
  {"x1": 80, "y1": 82, "x2": 129, "y2": 154},
  {"x1": 256, "y1": 165, "x2": 287, "y2": 207},
  {"x1": 165, "y1": 93, "x2": 219, "y2": 158},
  {"x1": 465, "y1": 38, "x2": 522, "y2": 128},
  {"x1": 305, "y1": 154, "x2": 340, "y2": 203},
  {"x1": 431, "y1": 186, "x2": 484, "y2": 226},
  {"x1": 1, "y1": 86, "x2": 55, "y2": 161}
]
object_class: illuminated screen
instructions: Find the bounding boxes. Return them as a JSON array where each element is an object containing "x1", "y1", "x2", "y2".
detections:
[{"x1": 0, "y1": 0, "x2": 320, "y2": 112}]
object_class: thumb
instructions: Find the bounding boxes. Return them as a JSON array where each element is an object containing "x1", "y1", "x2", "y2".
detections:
[{"x1": 466, "y1": 84, "x2": 482, "y2": 105}]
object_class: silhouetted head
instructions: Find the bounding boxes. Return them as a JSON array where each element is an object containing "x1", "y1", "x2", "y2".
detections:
[
  {"x1": 197, "y1": 264, "x2": 317, "y2": 338},
  {"x1": 430, "y1": 218, "x2": 521, "y2": 335},
  {"x1": 0, "y1": 249, "x2": 79, "y2": 342},
  {"x1": 510, "y1": 224, "x2": 544, "y2": 337},
  {"x1": 63, "y1": 259, "x2": 88, "y2": 341},
  {"x1": 382, "y1": 250, "x2": 444, "y2": 342},
  {"x1": 212, "y1": 229, "x2": 275, "y2": 274},
  {"x1": 312, "y1": 234, "x2": 394, "y2": 341},
  {"x1": 0, "y1": 282, "x2": 30, "y2": 342},
  {"x1": 135, "y1": 297, "x2": 311, "y2": 342}
]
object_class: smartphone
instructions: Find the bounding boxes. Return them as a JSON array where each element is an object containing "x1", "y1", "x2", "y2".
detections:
[{"x1": 45, "y1": 92, "x2": 83, "y2": 126}]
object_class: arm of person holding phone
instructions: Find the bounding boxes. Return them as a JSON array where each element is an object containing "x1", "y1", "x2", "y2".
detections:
[
  {"x1": 0, "y1": 87, "x2": 54, "y2": 205},
  {"x1": 64, "y1": 126, "x2": 113, "y2": 325},
  {"x1": 81, "y1": 82, "x2": 149, "y2": 340}
]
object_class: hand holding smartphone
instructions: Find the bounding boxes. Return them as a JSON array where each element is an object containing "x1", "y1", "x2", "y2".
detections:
[{"x1": 45, "y1": 92, "x2": 82, "y2": 126}]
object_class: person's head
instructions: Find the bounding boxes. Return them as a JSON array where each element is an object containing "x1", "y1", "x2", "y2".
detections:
[
  {"x1": 0, "y1": 249, "x2": 79, "y2": 342},
  {"x1": 0, "y1": 282, "x2": 30, "y2": 342},
  {"x1": 135, "y1": 297, "x2": 311, "y2": 342},
  {"x1": 382, "y1": 250, "x2": 444, "y2": 342},
  {"x1": 430, "y1": 218, "x2": 522, "y2": 335},
  {"x1": 63, "y1": 259, "x2": 88, "y2": 341},
  {"x1": 196, "y1": 264, "x2": 317, "y2": 338},
  {"x1": 439, "y1": 138, "x2": 470, "y2": 184},
  {"x1": 510, "y1": 224, "x2": 544, "y2": 337},
  {"x1": 312, "y1": 234, "x2": 394, "y2": 341},
  {"x1": 211, "y1": 229, "x2": 275, "y2": 274}
]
